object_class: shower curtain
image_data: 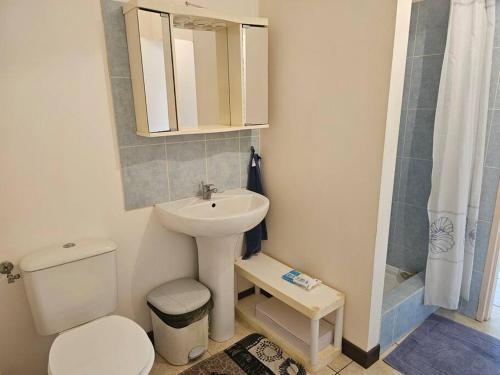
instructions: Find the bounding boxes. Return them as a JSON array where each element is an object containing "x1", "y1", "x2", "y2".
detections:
[{"x1": 425, "y1": 0, "x2": 495, "y2": 309}]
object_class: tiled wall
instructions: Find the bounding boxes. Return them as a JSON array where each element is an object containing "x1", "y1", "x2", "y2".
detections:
[
  {"x1": 388, "y1": 0, "x2": 500, "y2": 319},
  {"x1": 101, "y1": 0, "x2": 260, "y2": 210},
  {"x1": 387, "y1": 0, "x2": 450, "y2": 273}
]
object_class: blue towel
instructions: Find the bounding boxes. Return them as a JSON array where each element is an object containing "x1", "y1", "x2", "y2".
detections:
[{"x1": 243, "y1": 146, "x2": 268, "y2": 259}]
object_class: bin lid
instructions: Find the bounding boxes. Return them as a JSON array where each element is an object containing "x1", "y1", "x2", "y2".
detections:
[{"x1": 147, "y1": 278, "x2": 211, "y2": 315}]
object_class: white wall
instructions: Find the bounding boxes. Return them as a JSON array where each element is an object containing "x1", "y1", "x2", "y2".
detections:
[
  {"x1": 259, "y1": 0, "x2": 405, "y2": 351},
  {"x1": 0, "y1": 1, "x2": 257, "y2": 374}
]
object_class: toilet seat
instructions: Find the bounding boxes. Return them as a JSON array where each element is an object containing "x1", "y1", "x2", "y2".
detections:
[{"x1": 48, "y1": 315, "x2": 154, "y2": 375}]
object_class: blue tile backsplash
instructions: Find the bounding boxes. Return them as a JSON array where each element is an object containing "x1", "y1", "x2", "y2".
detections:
[{"x1": 101, "y1": 0, "x2": 259, "y2": 210}]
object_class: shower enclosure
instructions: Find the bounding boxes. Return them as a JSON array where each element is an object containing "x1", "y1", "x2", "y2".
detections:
[{"x1": 381, "y1": 0, "x2": 500, "y2": 351}]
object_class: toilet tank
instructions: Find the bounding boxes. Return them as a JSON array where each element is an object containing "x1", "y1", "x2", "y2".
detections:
[{"x1": 19, "y1": 239, "x2": 118, "y2": 336}]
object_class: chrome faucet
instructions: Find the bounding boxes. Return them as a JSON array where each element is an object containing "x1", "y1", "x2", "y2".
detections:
[{"x1": 200, "y1": 182, "x2": 217, "y2": 200}]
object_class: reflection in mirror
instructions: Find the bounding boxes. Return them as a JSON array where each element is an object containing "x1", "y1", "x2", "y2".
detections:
[
  {"x1": 171, "y1": 16, "x2": 230, "y2": 129},
  {"x1": 138, "y1": 10, "x2": 177, "y2": 132}
]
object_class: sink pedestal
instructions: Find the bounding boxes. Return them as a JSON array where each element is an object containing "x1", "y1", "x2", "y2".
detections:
[
  {"x1": 196, "y1": 234, "x2": 242, "y2": 342},
  {"x1": 155, "y1": 190, "x2": 269, "y2": 342}
]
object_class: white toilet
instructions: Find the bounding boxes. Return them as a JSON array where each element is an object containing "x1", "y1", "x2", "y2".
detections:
[{"x1": 19, "y1": 239, "x2": 155, "y2": 375}]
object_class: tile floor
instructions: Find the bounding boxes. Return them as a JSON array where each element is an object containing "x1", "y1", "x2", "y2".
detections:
[{"x1": 151, "y1": 308, "x2": 500, "y2": 375}]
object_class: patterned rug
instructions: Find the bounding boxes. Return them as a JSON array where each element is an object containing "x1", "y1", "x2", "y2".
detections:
[{"x1": 180, "y1": 333, "x2": 307, "y2": 375}]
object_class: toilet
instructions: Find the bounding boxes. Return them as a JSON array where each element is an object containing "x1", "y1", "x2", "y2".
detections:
[{"x1": 19, "y1": 239, "x2": 154, "y2": 375}]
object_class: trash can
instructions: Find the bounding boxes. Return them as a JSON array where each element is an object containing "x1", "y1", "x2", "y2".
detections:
[{"x1": 147, "y1": 278, "x2": 212, "y2": 365}]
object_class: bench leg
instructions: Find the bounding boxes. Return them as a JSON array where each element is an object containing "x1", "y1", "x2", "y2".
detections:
[
  {"x1": 234, "y1": 274, "x2": 238, "y2": 306},
  {"x1": 310, "y1": 318, "x2": 319, "y2": 367},
  {"x1": 334, "y1": 306, "x2": 344, "y2": 349}
]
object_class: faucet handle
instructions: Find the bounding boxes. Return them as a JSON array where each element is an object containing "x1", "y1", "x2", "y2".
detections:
[{"x1": 200, "y1": 182, "x2": 217, "y2": 199}]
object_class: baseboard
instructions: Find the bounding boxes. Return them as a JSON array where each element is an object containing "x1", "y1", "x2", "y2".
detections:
[
  {"x1": 342, "y1": 339, "x2": 380, "y2": 369},
  {"x1": 238, "y1": 287, "x2": 272, "y2": 300}
]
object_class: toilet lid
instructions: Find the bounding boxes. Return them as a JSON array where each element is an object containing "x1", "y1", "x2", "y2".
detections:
[{"x1": 49, "y1": 315, "x2": 154, "y2": 375}]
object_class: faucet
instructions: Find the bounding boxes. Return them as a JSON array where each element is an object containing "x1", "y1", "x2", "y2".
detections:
[{"x1": 200, "y1": 182, "x2": 217, "y2": 200}]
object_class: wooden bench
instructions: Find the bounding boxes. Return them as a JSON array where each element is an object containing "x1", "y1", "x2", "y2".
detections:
[{"x1": 235, "y1": 253, "x2": 345, "y2": 373}]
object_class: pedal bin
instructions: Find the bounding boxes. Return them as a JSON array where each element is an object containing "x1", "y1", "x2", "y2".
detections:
[{"x1": 147, "y1": 278, "x2": 212, "y2": 365}]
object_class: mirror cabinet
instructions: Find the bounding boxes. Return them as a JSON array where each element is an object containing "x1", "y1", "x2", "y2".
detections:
[{"x1": 123, "y1": 1, "x2": 269, "y2": 137}]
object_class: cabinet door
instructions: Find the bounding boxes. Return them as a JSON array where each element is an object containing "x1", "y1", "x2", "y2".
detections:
[
  {"x1": 125, "y1": 9, "x2": 177, "y2": 133},
  {"x1": 243, "y1": 25, "x2": 268, "y2": 125}
]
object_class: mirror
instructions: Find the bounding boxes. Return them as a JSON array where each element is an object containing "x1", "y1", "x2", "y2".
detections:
[
  {"x1": 171, "y1": 16, "x2": 231, "y2": 129},
  {"x1": 125, "y1": 9, "x2": 177, "y2": 133},
  {"x1": 136, "y1": 10, "x2": 177, "y2": 132}
]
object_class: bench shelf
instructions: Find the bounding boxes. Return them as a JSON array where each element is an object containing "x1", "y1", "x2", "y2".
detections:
[{"x1": 235, "y1": 253, "x2": 345, "y2": 374}]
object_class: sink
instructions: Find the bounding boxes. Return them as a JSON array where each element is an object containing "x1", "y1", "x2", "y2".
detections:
[
  {"x1": 155, "y1": 189, "x2": 269, "y2": 237},
  {"x1": 155, "y1": 189, "x2": 269, "y2": 342}
]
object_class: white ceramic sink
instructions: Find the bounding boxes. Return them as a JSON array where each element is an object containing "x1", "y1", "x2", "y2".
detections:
[
  {"x1": 155, "y1": 189, "x2": 269, "y2": 342},
  {"x1": 155, "y1": 189, "x2": 269, "y2": 237}
]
